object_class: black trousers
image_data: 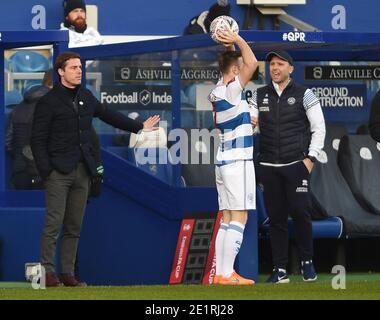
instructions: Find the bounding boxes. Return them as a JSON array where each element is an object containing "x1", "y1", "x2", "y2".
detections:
[
  {"x1": 259, "y1": 161, "x2": 313, "y2": 269},
  {"x1": 41, "y1": 163, "x2": 89, "y2": 274}
]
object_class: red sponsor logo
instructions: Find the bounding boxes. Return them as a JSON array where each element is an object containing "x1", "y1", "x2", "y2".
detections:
[
  {"x1": 202, "y1": 211, "x2": 223, "y2": 284},
  {"x1": 169, "y1": 219, "x2": 194, "y2": 284}
]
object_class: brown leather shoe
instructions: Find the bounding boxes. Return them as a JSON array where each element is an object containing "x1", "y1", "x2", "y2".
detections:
[
  {"x1": 60, "y1": 273, "x2": 87, "y2": 287},
  {"x1": 45, "y1": 272, "x2": 62, "y2": 287}
]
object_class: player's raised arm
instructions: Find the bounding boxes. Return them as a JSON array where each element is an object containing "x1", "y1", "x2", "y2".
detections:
[{"x1": 216, "y1": 29, "x2": 258, "y2": 87}]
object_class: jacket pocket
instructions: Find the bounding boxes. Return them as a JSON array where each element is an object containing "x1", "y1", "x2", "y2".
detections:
[{"x1": 300, "y1": 160, "x2": 311, "y2": 175}]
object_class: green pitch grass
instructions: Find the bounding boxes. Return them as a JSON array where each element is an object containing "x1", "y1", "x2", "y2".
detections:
[{"x1": 1, "y1": 273, "x2": 379, "y2": 300}]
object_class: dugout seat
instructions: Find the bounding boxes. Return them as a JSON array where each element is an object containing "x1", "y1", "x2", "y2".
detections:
[
  {"x1": 5, "y1": 90, "x2": 23, "y2": 110},
  {"x1": 9, "y1": 51, "x2": 50, "y2": 72},
  {"x1": 180, "y1": 128, "x2": 218, "y2": 187},
  {"x1": 257, "y1": 184, "x2": 343, "y2": 239},
  {"x1": 356, "y1": 124, "x2": 370, "y2": 135},
  {"x1": 337, "y1": 134, "x2": 380, "y2": 215},
  {"x1": 259, "y1": 217, "x2": 344, "y2": 239},
  {"x1": 22, "y1": 80, "x2": 43, "y2": 95},
  {"x1": 309, "y1": 124, "x2": 380, "y2": 237}
]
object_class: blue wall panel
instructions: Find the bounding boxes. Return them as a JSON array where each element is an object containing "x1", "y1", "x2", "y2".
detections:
[
  {"x1": 79, "y1": 186, "x2": 181, "y2": 285},
  {"x1": 0, "y1": 207, "x2": 45, "y2": 281},
  {"x1": 0, "y1": 1, "x2": 378, "y2": 34},
  {"x1": 286, "y1": 0, "x2": 380, "y2": 32}
]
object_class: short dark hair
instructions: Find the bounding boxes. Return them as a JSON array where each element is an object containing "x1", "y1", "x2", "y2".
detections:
[
  {"x1": 218, "y1": 51, "x2": 242, "y2": 74},
  {"x1": 54, "y1": 51, "x2": 81, "y2": 73}
]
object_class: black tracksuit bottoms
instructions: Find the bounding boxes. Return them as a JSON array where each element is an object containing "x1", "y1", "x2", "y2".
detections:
[{"x1": 259, "y1": 161, "x2": 313, "y2": 269}]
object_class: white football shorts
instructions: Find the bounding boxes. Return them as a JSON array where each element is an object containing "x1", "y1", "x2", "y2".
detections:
[{"x1": 215, "y1": 160, "x2": 256, "y2": 210}]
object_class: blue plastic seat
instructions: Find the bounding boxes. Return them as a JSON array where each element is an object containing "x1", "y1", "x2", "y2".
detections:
[
  {"x1": 23, "y1": 80, "x2": 42, "y2": 94},
  {"x1": 257, "y1": 185, "x2": 343, "y2": 239},
  {"x1": 5, "y1": 90, "x2": 23, "y2": 111},
  {"x1": 9, "y1": 50, "x2": 50, "y2": 72},
  {"x1": 259, "y1": 216, "x2": 343, "y2": 239}
]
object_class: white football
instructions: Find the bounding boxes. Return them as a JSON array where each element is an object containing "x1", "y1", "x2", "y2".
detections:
[{"x1": 210, "y1": 15, "x2": 239, "y2": 44}]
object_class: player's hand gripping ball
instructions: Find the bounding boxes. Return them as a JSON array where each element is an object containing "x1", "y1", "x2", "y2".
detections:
[{"x1": 210, "y1": 15, "x2": 239, "y2": 44}]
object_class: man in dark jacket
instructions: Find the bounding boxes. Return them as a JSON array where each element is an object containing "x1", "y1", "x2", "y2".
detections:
[
  {"x1": 369, "y1": 89, "x2": 380, "y2": 142},
  {"x1": 250, "y1": 50, "x2": 325, "y2": 284},
  {"x1": 31, "y1": 51, "x2": 160, "y2": 287},
  {"x1": 6, "y1": 70, "x2": 52, "y2": 189}
]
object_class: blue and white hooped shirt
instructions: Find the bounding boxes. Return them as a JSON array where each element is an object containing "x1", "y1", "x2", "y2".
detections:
[{"x1": 209, "y1": 76, "x2": 254, "y2": 166}]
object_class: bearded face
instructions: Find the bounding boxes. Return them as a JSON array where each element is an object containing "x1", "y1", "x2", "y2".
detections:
[
  {"x1": 70, "y1": 16, "x2": 86, "y2": 29},
  {"x1": 65, "y1": 8, "x2": 87, "y2": 33}
]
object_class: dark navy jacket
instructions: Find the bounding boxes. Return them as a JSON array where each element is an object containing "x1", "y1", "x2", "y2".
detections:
[
  {"x1": 6, "y1": 85, "x2": 49, "y2": 177},
  {"x1": 257, "y1": 80, "x2": 311, "y2": 164},
  {"x1": 31, "y1": 83, "x2": 143, "y2": 179}
]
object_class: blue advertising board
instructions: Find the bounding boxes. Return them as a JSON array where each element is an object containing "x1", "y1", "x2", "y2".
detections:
[
  {"x1": 100, "y1": 85, "x2": 172, "y2": 110},
  {"x1": 308, "y1": 83, "x2": 368, "y2": 123}
]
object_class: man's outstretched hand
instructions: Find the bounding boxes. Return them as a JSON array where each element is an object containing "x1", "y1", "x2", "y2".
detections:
[{"x1": 143, "y1": 115, "x2": 160, "y2": 131}]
